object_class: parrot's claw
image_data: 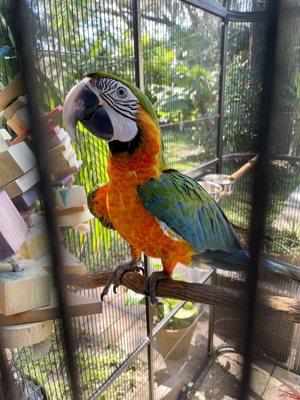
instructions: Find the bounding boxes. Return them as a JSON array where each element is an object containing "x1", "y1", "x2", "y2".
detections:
[
  {"x1": 145, "y1": 271, "x2": 171, "y2": 305},
  {"x1": 101, "y1": 259, "x2": 143, "y2": 301}
]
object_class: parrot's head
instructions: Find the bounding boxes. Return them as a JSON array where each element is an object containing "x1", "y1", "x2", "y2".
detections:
[{"x1": 63, "y1": 72, "x2": 161, "y2": 154}]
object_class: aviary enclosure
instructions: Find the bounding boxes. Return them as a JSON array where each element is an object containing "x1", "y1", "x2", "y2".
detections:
[{"x1": 0, "y1": 0, "x2": 299, "y2": 399}]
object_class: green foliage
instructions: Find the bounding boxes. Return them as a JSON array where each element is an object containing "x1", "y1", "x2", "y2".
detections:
[
  {"x1": 159, "y1": 65, "x2": 216, "y2": 119},
  {"x1": 125, "y1": 289, "x2": 198, "y2": 330},
  {"x1": 157, "y1": 299, "x2": 198, "y2": 330},
  {"x1": 224, "y1": 57, "x2": 261, "y2": 153},
  {"x1": 0, "y1": 5, "x2": 18, "y2": 86},
  {"x1": 16, "y1": 322, "x2": 146, "y2": 400},
  {"x1": 125, "y1": 289, "x2": 145, "y2": 307},
  {"x1": 141, "y1": 22, "x2": 220, "y2": 159}
]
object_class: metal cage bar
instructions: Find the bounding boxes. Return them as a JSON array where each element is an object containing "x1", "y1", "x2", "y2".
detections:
[
  {"x1": 8, "y1": 1, "x2": 81, "y2": 398},
  {"x1": 132, "y1": 2, "x2": 154, "y2": 398},
  {"x1": 182, "y1": 0, "x2": 268, "y2": 21},
  {"x1": 0, "y1": 348, "x2": 18, "y2": 400},
  {"x1": 240, "y1": 1, "x2": 280, "y2": 398},
  {"x1": 216, "y1": 16, "x2": 228, "y2": 173},
  {"x1": 0, "y1": 0, "x2": 298, "y2": 399}
]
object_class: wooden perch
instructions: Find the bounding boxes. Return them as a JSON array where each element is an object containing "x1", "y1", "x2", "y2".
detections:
[
  {"x1": 64, "y1": 270, "x2": 300, "y2": 324},
  {"x1": 0, "y1": 270, "x2": 298, "y2": 326},
  {"x1": 0, "y1": 290, "x2": 102, "y2": 326},
  {"x1": 229, "y1": 154, "x2": 259, "y2": 182}
]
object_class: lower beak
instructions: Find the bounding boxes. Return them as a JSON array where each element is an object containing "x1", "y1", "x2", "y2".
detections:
[{"x1": 63, "y1": 80, "x2": 114, "y2": 141}]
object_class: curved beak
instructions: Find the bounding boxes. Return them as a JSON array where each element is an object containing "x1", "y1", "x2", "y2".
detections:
[{"x1": 63, "y1": 80, "x2": 114, "y2": 142}]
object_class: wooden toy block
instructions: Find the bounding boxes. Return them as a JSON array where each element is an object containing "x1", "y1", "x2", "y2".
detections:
[
  {"x1": 41, "y1": 105, "x2": 63, "y2": 124},
  {"x1": 57, "y1": 209, "x2": 93, "y2": 227},
  {"x1": 55, "y1": 205, "x2": 86, "y2": 216},
  {"x1": 2, "y1": 95, "x2": 27, "y2": 120},
  {"x1": 0, "y1": 128, "x2": 12, "y2": 141},
  {"x1": 44, "y1": 127, "x2": 68, "y2": 149},
  {"x1": 8, "y1": 106, "x2": 48, "y2": 144},
  {"x1": 0, "y1": 141, "x2": 7, "y2": 153},
  {"x1": 8, "y1": 108, "x2": 48, "y2": 144},
  {"x1": 11, "y1": 184, "x2": 39, "y2": 212},
  {"x1": 0, "y1": 141, "x2": 36, "y2": 187},
  {"x1": 1, "y1": 167, "x2": 39, "y2": 199},
  {"x1": 48, "y1": 139, "x2": 73, "y2": 156},
  {"x1": 21, "y1": 213, "x2": 66, "y2": 244},
  {"x1": 0, "y1": 289, "x2": 102, "y2": 326},
  {"x1": 0, "y1": 259, "x2": 51, "y2": 315},
  {"x1": 0, "y1": 73, "x2": 24, "y2": 112},
  {"x1": 50, "y1": 150, "x2": 78, "y2": 172},
  {"x1": 30, "y1": 213, "x2": 46, "y2": 227},
  {"x1": 19, "y1": 225, "x2": 49, "y2": 260},
  {"x1": 0, "y1": 137, "x2": 8, "y2": 152},
  {"x1": 0, "y1": 130, "x2": 11, "y2": 152},
  {"x1": 37, "y1": 246, "x2": 86, "y2": 275},
  {"x1": 6, "y1": 105, "x2": 31, "y2": 136},
  {"x1": 48, "y1": 147, "x2": 74, "y2": 167},
  {"x1": 0, "y1": 320, "x2": 53, "y2": 348},
  {"x1": 43, "y1": 119, "x2": 61, "y2": 137},
  {"x1": 47, "y1": 134, "x2": 71, "y2": 156},
  {"x1": 52, "y1": 173, "x2": 75, "y2": 187},
  {"x1": 7, "y1": 106, "x2": 63, "y2": 147},
  {"x1": 52, "y1": 160, "x2": 82, "y2": 180},
  {"x1": 54, "y1": 185, "x2": 87, "y2": 209},
  {"x1": 0, "y1": 191, "x2": 28, "y2": 261},
  {"x1": 48, "y1": 143, "x2": 75, "y2": 164},
  {"x1": 10, "y1": 132, "x2": 29, "y2": 145}
]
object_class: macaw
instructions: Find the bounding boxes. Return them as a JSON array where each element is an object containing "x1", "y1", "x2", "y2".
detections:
[{"x1": 63, "y1": 72, "x2": 300, "y2": 304}]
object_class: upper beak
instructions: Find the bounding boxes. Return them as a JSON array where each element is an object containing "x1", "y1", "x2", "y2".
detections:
[{"x1": 63, "y1": 80, "x2": 114, "y2": 141}]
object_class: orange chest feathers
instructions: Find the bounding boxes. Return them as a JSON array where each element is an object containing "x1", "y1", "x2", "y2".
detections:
[
  {"x1": 107, "y1": 153, "x2": 165, "y2": 259},
  {"x1": 106, "y1": 171, "x2": 193, "y2": 267}
]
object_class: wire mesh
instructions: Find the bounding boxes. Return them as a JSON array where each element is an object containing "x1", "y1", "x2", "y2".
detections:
[
  {"x1": 0, "y1": 0, "x2": 300, "y2": 399},
  {"x1": 226, "y1": 0, "x2": 268, "y2": 12},
  {"x1": 152, "y1": 290, "x2": 210, "y2": 400},
  {"x1": 223, "y1": 20, "x2": 266, "y2": 155},
  {"x1": 141, "y1": 0, "x2": 222, "y2": 171},
  {"x1": 212, "y1": 0, "x2": 300, "y2": 389},
  {"x1": 99, "y1": 347, "x2": 149, "y2": 400}
]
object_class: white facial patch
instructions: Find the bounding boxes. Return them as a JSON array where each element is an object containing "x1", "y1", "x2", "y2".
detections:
[{"x1": 104, "y1": 104, "x2": 138, "y2": 142}]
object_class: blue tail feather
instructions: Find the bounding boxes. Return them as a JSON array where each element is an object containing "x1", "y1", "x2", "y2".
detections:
[{"x1": 199, "y1": 249, "x2": 300, "y2": 281}]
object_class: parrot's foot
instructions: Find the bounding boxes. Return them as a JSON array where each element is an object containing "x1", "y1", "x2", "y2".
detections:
[
  {"x1": 101, "y1": 259, "x2": 144, "y2": 301},
  {"x1": 145, "y1": 271, "x2": 171, "y2": 305}
]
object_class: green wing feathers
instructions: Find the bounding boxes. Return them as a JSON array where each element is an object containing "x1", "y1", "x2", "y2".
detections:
[{"x1": 137, "y1": 170, "x2": 242, "y2": 254}]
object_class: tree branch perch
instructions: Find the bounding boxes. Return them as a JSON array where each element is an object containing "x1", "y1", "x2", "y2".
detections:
[{"x1": 65, "y1": 270, "x2": 300, "y2": 324}]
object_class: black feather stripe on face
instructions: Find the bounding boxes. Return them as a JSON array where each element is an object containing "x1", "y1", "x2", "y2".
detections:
[
  {"x1": 87, "y1": 76, "x2": 139, "y2": 120},
  {"x1": 100, "y1": 92, "x2": 137, "y2": 120},
  {"x1": 108, "y1": 128, "x2": 142, "y2": 154}
]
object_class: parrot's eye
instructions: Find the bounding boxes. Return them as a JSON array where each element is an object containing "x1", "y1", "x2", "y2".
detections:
[{"x1": 116, "y1": 87, "x2": 127, "y2": 98}]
